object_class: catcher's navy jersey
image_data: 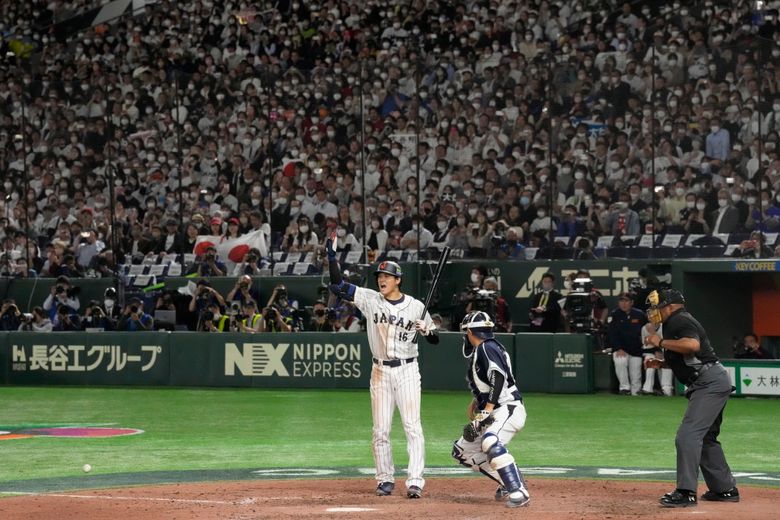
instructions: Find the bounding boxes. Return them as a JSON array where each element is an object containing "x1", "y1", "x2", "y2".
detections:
[{"x1": 467, "y1": 338, "x2": 522, "y2": 408}]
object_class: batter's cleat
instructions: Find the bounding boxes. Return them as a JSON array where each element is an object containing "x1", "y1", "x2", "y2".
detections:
[
  {"x1": 701, "y1": 487, "x2": 740, "y2": 502},
  {"x1": 660, "y1": 489, "x2": 697, "y2": 508},
  {"x1": 406, "y1": 485, "x2": 422, "y2": 499},
  {"x1": 495, "y1": 486, "x2": 509, "y2": 501},
  {"x1": 376, "y1": 482, "x2": 394, "y2": 496},
  {"x1": 506, "y1": 492, "x2": 530, "y2": 508},
  {"x1": 618, "y1": 389, "x2": 631, "y2": 395}
]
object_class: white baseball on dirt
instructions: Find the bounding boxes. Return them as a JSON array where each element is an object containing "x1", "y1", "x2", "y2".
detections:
[{"x1": 82, "y1": 464, "x2": 92, "y2": 473}]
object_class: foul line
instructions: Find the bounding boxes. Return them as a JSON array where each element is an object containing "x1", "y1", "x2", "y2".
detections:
[{"x1": 0, "y1": 491, "x2": 253, "y2": 506}]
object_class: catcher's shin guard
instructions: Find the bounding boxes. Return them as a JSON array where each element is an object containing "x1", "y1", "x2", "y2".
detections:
[{"x1": 482, "y1": 433, "x2": 525, "y2": 495}]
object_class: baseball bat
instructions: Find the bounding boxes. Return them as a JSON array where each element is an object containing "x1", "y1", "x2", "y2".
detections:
[{"x1": 412, "y1": 246, "x2": 451, "y2": 343}]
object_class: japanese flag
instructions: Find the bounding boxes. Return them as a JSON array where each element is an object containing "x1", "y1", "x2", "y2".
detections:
[{"x1": 194, "y1": 229, "x2": 268, "y2": 264}]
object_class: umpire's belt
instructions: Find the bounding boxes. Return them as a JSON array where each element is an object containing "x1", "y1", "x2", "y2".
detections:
[
  {"x1": 373, "y1": 357, "x2": 416, "y2": 367},
  {"x1": 689, "y1": 361, "x2": 721, "y2": 384}
]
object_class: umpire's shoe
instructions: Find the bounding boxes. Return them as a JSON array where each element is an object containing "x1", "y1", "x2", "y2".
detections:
[
  {"x1": 701, "y1": 487, "x2": 740, "y2": 502},
  {"x1": 660, "y1": 489, "x2": 697, "y2": 507},
  {"x1": 376, "y1": 482, "x2": 394, "y2": 496},
  {"x1": 406, "y1": 485, "x2": 422, "y2": 499}
]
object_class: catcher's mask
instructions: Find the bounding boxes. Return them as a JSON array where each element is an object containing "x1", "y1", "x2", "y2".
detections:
[
  {"x1": 645, "y1": 288, "x2": 685, "y2": 325},
  {"x1": 460, "y1": 311, "x2": 495, "y2": 357}
]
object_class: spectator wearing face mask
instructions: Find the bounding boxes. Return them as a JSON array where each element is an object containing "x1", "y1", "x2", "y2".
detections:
[
  {"x1": 705, "y1": 118, "x2": 730, "y2": 162},
  {"x1": 283, "y1": 215, "x2": 319, "y2": 253},
  {"x1": 710, "y1": 189, "x2": 740, "y2": 234}
]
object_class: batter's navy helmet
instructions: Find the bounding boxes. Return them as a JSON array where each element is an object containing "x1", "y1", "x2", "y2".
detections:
[{"x1": 375, "y1": 261, "x2": 403, "y2": 279}]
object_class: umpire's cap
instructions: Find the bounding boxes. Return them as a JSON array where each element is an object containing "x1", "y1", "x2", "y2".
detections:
[{"x1": 375, "y1": 260, "x2": 403, "y2": 279}]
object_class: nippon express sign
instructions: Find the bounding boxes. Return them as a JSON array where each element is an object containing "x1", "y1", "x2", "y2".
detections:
[{"x1": 224, "y1": 342, "x2": 364, "y2": 380}]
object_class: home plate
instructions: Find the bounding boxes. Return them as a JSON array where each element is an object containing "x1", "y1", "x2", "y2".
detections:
[{"x1": 326, "y1": 507, "x2": 378, "y2": 512}]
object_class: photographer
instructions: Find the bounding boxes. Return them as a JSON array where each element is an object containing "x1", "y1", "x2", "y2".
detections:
[
  {"x1": 734, "y1": 333, "x2": 774, "y2": 359},
  {"x1": 53, "y1": 303, "x2": 82, "y2": 331},
  {"x1": 232, "y1": 247, "x2": 262, "y2": 276},
  {"x1": 731, "y1": 231, "x2": 774, "y2": 259},
  {"x1": 189, "y1": 245, "x2": 226, "y2": 277},
  {"x1": 81, "y1": 299, "x2": 115, "y2": 330},
  {"x1": 42, "y1": 276, "x2": 81, "y2": 320},
  {"x1": 117, "y1": 297, "x2": 154, "y2": 331},
  {"x1": 0, "y1": 299, "x2": 22, "y2": 331},
  {"x1": 466, "y1": 277, "x2": 511, "y2": 332},
  {"x1": 200, "y1": 301, "x2": 229, "y2": 332},
  {"x1": 330, "y1": 302, "x2": 362, "y2": 332},
  {"x1": 188, "y1": 279, "x2": 226, "y2": 324},
  {"x1": 103, "y1": 287, "x2": 121, "y2": 321},
  {"x1": 308, "y1": 299, "x2": 335, "y2": 332},
  {"x1": 226, "y1": 274, "x2": 259, "y2": 307},
  {"x1": 238, "y1": 300, "x2": 265, "y2": 332},
  {"x1": 18, "y1": 306, "x2": 53, "y2": 332},
  {"x1": 263, "y1": 284, "x2": 299, "y2": 332}
]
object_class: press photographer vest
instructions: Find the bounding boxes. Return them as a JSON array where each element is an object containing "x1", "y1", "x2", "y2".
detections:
[
  {"x1": 241, "y1": 314, "x2": 263, "y2": 330},
  {"x1": 215, "y1": 315, "x2": 229, "y2": 332}
]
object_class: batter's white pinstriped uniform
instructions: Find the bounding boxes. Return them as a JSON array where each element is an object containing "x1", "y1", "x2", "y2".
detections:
[{"x1": 353, "y1": 286, "x2": 434, "y2": 490}]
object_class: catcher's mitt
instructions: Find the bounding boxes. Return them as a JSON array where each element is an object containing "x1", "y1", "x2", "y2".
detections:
[{"x1": 462, "y1": 410, "x2": 495, "y2": 442}]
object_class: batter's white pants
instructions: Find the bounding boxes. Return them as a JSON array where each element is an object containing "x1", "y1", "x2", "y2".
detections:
[
  {"x1": 370, "y1": 360, "x2": 425, "y2": 489},
  {"x1": 452, "y1": 401, "x2": 527, "y2": 489},
  {"x1": 613, "y1": 353, "x2": 643, "y2": 395},
  {"x1": 642, "y1": 354, "x2": 674, "y2": 396}
]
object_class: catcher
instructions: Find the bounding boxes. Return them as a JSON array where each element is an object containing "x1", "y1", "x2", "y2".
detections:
[{"x1": 451, "y1": 311, "x2": 530, "y2": 508}]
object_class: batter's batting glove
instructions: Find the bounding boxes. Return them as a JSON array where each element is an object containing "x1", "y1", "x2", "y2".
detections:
[
  {"x1": 415, "y1": 319, "x2": 431, "y2": 336},
  {"x1": 325, "y1": 232, "x2": 337, "y2": 260}
]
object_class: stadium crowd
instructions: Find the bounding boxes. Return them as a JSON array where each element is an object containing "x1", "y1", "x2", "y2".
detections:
[{"x1": 1, "y1": 0, "x2": 780, "y2": 282}]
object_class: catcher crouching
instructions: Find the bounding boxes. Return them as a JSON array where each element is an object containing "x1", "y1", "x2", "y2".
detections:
[{"x1": 451, "y1": 311, "x2": 530, "y2": 508}]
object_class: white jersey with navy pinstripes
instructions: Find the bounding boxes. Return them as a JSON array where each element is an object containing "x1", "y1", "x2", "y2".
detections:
[{"x1": 353, "y1": 287, "x2": 433, "y2": 360}]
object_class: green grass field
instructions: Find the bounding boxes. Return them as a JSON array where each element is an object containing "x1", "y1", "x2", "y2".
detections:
[{"x1": 1, "y1": 387, "x2": 778, "y2": 483}]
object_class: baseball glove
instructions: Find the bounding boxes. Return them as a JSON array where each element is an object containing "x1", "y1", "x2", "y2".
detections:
[{"x1": 462, "y1": 410, "x2": 494, "y2": 442}]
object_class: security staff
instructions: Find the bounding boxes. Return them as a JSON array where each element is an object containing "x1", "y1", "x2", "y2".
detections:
[
  {"x1": 607, "y1": 292, "x2": 647, "y2": 395},
  {"x1": 643, "y1": 289, "x2": 738, "y2": 508}
]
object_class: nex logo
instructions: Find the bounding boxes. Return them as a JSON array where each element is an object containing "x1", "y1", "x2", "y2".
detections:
[{"x1": 225, "y1": 343, "x2": 290, "y2": 377}]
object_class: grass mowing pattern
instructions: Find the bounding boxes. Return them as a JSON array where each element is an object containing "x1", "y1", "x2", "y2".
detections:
[{"x1": 0, "y1": 387, "x2": 777, "y2": 482}]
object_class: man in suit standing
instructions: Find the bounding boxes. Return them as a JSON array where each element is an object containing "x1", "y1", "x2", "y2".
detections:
[
  {"x1": 528, "y1": 272, "x2": 563, "y2": 332},
  {"x1": 710, "y1": 189, "x2": 740, "y2": 235}
]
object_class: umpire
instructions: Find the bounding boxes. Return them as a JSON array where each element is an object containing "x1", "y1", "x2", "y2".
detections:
[{"x1": 643, "y1": 289, "x2": 738, "y2": 508}]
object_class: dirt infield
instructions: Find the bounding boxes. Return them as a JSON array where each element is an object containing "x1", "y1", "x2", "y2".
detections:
[{"x1": 1, "y1": 477, "x2": 777, "y2": 520}]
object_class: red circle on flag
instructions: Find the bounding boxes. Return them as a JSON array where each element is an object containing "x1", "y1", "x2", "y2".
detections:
[
  {"x1": 194, "y1": 241, "x2": 215, "y2": 257},
  {"x1": 228, "y1": 245, "x2": 250, "y2": 263}
]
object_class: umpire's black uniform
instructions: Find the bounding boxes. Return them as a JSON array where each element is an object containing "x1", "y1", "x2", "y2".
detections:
[{"x1": 650, "y1": 290, "x2": 736, "y2": 506}]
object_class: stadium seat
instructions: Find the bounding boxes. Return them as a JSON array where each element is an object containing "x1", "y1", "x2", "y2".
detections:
[
  {"x1": 674, "y1": 246, "x2": 700, "y2": 259},
  {"x1": 627, "y1": 247, "x2": 651, "y2": 259},
  {"x1": 699, "y1": 245, "x2": 726, "y2": 257},
  {"x1": 606, "y1": 246, "x2": 628, "y2": 258},
  {"x1": 650, "y1": 246, "x2": 676, "y2": 259}
]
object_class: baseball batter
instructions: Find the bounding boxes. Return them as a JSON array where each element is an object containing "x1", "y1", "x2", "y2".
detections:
[
  {"x1": 452, "y1": 311, "x2": 531, "y2": 508},
  {"x1": 326, "y1": 234, "x2": 438, "y2": 498}
]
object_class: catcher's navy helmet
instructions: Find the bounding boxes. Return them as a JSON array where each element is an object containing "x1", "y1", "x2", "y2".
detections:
[
  {"x1": 375, "y1": 260, "x2": 403, "y2": 279},
  {"x1": 460, "y1": 311, "x2": 495, "y2": 357}
]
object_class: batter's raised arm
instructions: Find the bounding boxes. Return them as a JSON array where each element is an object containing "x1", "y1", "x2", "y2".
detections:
[{"x1": 326, "y1": 231, "x2": 356, "y2": 301}]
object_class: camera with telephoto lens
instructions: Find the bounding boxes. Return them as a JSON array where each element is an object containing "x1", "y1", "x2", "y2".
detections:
[
  {"x1": 245, "y1": 251, "x2": 258, "y2": 263},
  {"x1": 129, "y1": 304, "x2": 139, "y2": 315},
  {"x1": 471, "y1": 288, "x2": 497, "y2": 315},
  {"x1": 229, "y1": 301, "x2": 242, "y2": 316},
  {"x1": 564, "y1": 277, "x2": 596, "y2": 333},
  {"x1": 732, "y1": 338, "x2": 751, "y2": 357},
  {"x1": 264, "y1": 306, "x2": 279, "y2": 322}
]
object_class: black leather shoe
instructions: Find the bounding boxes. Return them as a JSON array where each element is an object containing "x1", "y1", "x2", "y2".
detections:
[
  {"x1": 660, "y1": 489, "x2": 697, "y2": 508},
  {"x1": 701, "y1": 487, "x2": 739, "y2": 502},
  {"x1": 376, "y1": 482, "x2": 394, "y2": 496}
]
